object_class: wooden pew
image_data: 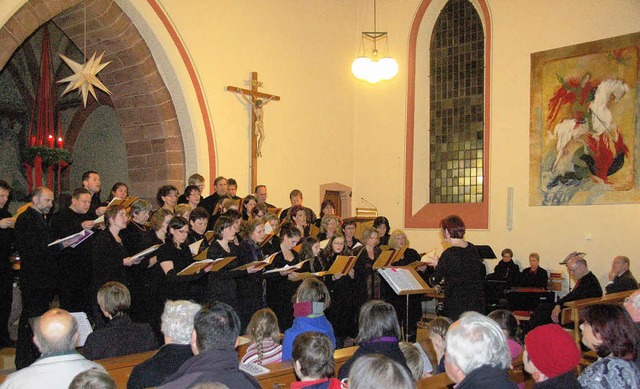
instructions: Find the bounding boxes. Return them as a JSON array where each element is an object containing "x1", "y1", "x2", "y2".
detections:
[{"x1": 561, "y1": 288, "x2": 637, "y2": 343}]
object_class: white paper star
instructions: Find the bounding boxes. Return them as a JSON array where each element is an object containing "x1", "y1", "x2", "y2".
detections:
[{"x1": 57, "y1": 52, "x2": 112, "y2": 108}]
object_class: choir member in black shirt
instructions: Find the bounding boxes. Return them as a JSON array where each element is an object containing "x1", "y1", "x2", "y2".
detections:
[
  {"x1": 82, "y1": 170, "x2": 106, "y2": 218},
  {"x1": 200, "y1": 176, "x2": 228, "y2": 216},
  {"x1": 373, "y1": 216, "x2": 390, "y2": 247},
  {"x1": 156, "y1": 185, "x2": 178, "y2": 213},
  {"x1": 120, "y1": 199, "x2": 152, "y2": 256},
  {"x1": 491, "y1": 248, "x2": 521, "y2": 288},
  {"x1": 0, "y1": 180, "x2": 14, "y2": 347},
  {"x1": 102, "y1": 182, "x2": 128, "y2": 205},
  {"x1": 241, "y1": 195, "x2": 258, "y2": 221},
  {"x1": 314, "y1": 199, "x2": 336, "y2": 228},
  {"x1": 261, "y1": 213, "x2": 281, "y2": 255},
  {"x1": 288, "y1": 205, "x2": 310, "y2": 238},
  {"x1": 236, "y1": 218, "x2": 270, "y2": 330},
  {"x1": 279, "y1": 189, "x2": 317, "y2": 225},
  {"x1": 49, "y1": 188, "x2": 96, "y2": 314},
  {"x1": 519, "y1": 252, "x2": 548, "y2": 288},
  {"x1": 186, "y1": 207, "x2": 210, "y2": 255},
  {"x1": 183, "y1": 185, "x2": 202, "y2": 210},
  {"x1": 343, "y1": 219, "x2": 360, "y2": 250},
  {"x1": 353, "y1": 227, "x2": 381, "y2": 317},
  {"x1": 322, "y1": 235, "x2": 358, "y2": 344},
  {"x1": 177, "y1": 173, "x2": 205, "y2": 205},
  {"x1": 265, "y1": 223, "x2": 302, "y2": 331},
  {"x1": 205, "y1": 216, "x2": 241, "y2": 309},
  {"x1": 316, "y1": 215, "x2": 340, "y2": 241}
]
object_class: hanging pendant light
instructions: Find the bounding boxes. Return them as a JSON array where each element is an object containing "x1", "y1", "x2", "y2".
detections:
[{"x1": 352, "y1": 0, "x2": 398, "y2": 84}]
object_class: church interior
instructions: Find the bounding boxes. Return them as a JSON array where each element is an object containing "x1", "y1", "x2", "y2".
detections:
[{"x1": 1, "y1": 0, "x2": 639, "y2": 292}]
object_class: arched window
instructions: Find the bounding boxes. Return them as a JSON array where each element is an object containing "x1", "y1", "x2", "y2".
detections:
[{"x1": 405, "y1": 0, "x2": 491, "y2": 229}]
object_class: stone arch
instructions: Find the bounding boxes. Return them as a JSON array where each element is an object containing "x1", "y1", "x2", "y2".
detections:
[{"x1": 0, "y1": 0, "x2": 191, "y2": 199}]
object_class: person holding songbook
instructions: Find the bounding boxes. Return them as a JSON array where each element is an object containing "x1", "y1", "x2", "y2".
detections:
[
  {"x1": 186, "y1": 207, "x2": 210, "y2": 256},
  {"x1": 342, "y1": 219, "x2": 360, "y2": 250},
  {"x1": 242, "y1": 195, "x2": 258, "y2": 221},
  {"x1": 261, "y1": 213, "x2": 281, "y2": 255},
  {"x1": 266, "y1": 223, "x2": 302, "y2": 331},
  {"x1": 322, "y1": 235, "x2": 357, "y2": 346},
  {"x1": 316, "y1": 215, "x2": 340, "y2": 241},
  {"x1": 299, "y1": 237, "x2": 327, "y2": 274},
  {"x1": 236, "y1": 218, "x2": 269, "y2": 330},
  {"x1": 103, "y1": 182, "x2": 128, "y2": 205},
  {"x1": 183, "y1": 185, "x2": 202, "y2": 210},
  {"x1": 156, "y1": 185, "x2": 178, "y2": 213},
  {"x1": 120, "y1": 199, "x2": 152, "y2": 255},
  {"x1": 205, "y1": 216, "x2": 241, "y2": 309},
  {"x1": 382, "y1": 229, "x2": 425, "y2": 342},
  {"x1": 353, "y1": 227, "x2": 381, "y2": 318}
]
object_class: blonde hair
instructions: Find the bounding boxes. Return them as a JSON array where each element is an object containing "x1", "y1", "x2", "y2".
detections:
[
  {"x1": 174, "y1": 204, "x2": 191, "y2": 219},
  {"x1": 246, "y1": 308, "x2": 280, "y2": 364},
  {"x1": 389, "y1": 229, "x2": 410, "y2": 248}
]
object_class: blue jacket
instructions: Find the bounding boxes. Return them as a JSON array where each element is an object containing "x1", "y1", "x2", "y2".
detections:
[{"x1": 282, "y1": 315, "x2": 336, "y2": 361}]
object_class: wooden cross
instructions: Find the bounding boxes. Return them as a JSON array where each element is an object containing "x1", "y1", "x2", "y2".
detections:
[{"x1": 226, "y1": 72, "x2": 280, "y2": 190}]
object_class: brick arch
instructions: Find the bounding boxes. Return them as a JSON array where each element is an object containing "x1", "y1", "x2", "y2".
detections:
[{"x1": 0, "y1": 0, "x2": 187, "y2": 200}]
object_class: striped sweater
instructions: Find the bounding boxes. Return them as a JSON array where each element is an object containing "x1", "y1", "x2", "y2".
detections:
[{"x1": 240, "y1": 339, "x2": 282, "y2": 366}]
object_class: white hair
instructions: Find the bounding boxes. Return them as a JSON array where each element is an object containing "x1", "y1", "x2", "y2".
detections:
[
  {"x1": 631, "y1": 292, "x2": 640, "y2": 310},
  {"x1": 161, "y1": 300, "x2": 201, "y2": 344},
  {"x1": 445, "y1": 312, "x2": 511, "y2": 375}
]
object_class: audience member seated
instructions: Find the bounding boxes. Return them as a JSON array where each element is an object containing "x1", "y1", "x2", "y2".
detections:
[
  {"x1": 519, "y1": 252, "x2": 548, "y2": 288},
  {"x1": 347, "y1": 354, "x2": 415, "y2": 389},
  {"x1": 444, "y1": 312, "x2": 517, "y2": 388},
  {"x1": 69, "y1": 369, "x2": 116, "y2": 389},
  {"x1": 0, "y1": 309, "x2": 106, "y2": 389},
  {"x1": 526, "y1": 255, "x2": 602, "y2": 333},
  {"x1": 240, "y1": 308, "x2": 282, "y2": 366},
  {"x1": 83, "y1": 282, "x2": 158, "y2": 360},
  {"x1": 338, "y1": 300, "x2": 410, "y2": 379},
  {"x1": 488, "y1": 248, "x2": 520, "y2": 288},
  {"x1": 158, "y1": 303, "x2": 261, "y2": 389},
  {"x1": 488, "y1": 310, "x2": 522, "y2": 360},
  {"x1": 578, "y1": 304, "x2": 640, "y2": 388},
  {"x1": 399, "y1": 341, "x2": 425, "y2": 381},
  {"x1": 128, "y1": 300, "x2": 201, "y2": 389},
  {"x1": 427, "y1": 316, "x2": 452, "y2": 374},
  {"x1": 523, "y1": 324, "x2": 581, "y2": 388},
  {"x1": 291, "y1": 332, "x2": 342, "y2": 389},
  {"x1": 282, "y1": 278, "x2": 336, "y2": 361},
  {"x1": 624, "y1": 289, "x2": 640, "y2": 327},
  {"x1": 605, "y1": 255, "x2": 638, "y2": 294}
]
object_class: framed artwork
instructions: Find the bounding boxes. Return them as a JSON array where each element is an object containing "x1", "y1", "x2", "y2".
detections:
[{"x1": 530, "y1": 32, "x2": 640, "y2": 206}]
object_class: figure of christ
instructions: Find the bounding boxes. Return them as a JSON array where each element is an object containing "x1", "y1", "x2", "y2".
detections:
[{"x1": 239, "y1": 90, "x2": 274, "y2": 157}]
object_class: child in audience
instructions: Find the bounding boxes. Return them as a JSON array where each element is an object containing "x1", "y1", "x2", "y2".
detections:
[
  {"x1": 347, "y1": 354, "x2": 415, "y2": 389},
  {"x1": 489, "y1": 309, "x2": 523, "y2": 360},
  {"x1": 399, "y1": 341, "x2": 425, "y2": 381},
  {"x1": 427, "y1": 316, "x2": 452, "y2": 374},
  {"x1": 291, "y1": 332, "x2": 342, "y2": 389},
  {"x1": 282, "y1": 278, "x2": 336, "y2": 361},
  {"x1": 241, "y1": 308, "x2": 282, "y2": 365}
]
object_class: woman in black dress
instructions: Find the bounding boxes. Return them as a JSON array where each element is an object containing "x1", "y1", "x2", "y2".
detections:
[
  {"x1": 316, "y1": 215, "x2": 340, "y2": 241},
  {"x1": 288, "y1": 205, "x2": 309, "y2": 238},
  {"x1": 342, "y1": 219, "x2": 360, "y2": 250},
  {"x1": 205, "y1": 216, "x2": 241, "y2": 309},
  {"x1": 430, "y1": 215, "x2": 486, "y2": 320},
  {"x1": 261, "y1": 213, "x2": 281, "y2": 255},
  {"x1": 353, "y1": 227, "x2": 381, "y2": 317},
  {"x1": 120, "y1": 199, "x2": 152, "y2": 255},
  {"x1": 322, "y1": 235, "x2": 358, "y2": 345},
  {"x1": 265, "y1": 223, "x2": 302, "y2": 331},
  {"x1": 185, "y1": 206, "x2": 210, "y2": 256},
  {"x1": 236, "y1": 218, "x2": 270, "y2": 330},
  {"x1": 373, "y1": 216, "x2": 391, "y2": 247}
]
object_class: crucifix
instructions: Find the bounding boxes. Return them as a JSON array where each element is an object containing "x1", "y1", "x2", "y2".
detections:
[{"x1": 227, "y1": 72, "x2": 280, "y2": 190}]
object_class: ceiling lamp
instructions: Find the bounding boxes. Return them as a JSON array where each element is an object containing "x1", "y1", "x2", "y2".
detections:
[{"x1": 352, "y1": 0, "x2": 398, "y2": 84}]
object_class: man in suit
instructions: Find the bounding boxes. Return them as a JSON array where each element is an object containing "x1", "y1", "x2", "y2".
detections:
[
  {"x1": 200, "y1": 176, "x2": 228, "y2": 216},
  {"x1": 605, "y1": 255, "x2": 638, "y2": 294},
  {"x1": 551, "y1": 256, "x2": 603, "y2": 323},
  {"x1": 254, "y1": 184, "x2": 275, "y2": 209}
]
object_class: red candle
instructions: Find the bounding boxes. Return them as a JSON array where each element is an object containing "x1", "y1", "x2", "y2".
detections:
[
  {"x1": 29, "y1": 136, "x2": 36, "y2": 147},
  {"x1": 57, "y1": 137, "x2": 64, "y2": 149},
  {"x1": 47, "y1": 134, "x2": 54, "y2": 148}
]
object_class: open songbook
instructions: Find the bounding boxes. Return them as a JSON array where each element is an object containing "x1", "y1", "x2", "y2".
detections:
[
  {"x1": 131, "y1": 244, "x2": 161, "y2": 260},
  {"x1": 372, "y1": 246, "x2": 409, "y2": 269},
  {"x1": 107, "y1": 196, "x2": 139, "y2": 209},
  {"x1": 319, "y1": 239, "x2": 330, "y2": 250},
  {"x1": 260, "y1": 222, "x2": 275, "y2": 247},
  {"x1": 177, "y1": 256, "x2": 236, "y2": 276},
  {"x1": 295, "y1": 255, "x2": 358, "y2": 278},
  {"x1": 48, "y1": 229, "x2": 94, "y2": 248},
  {"x1": 378, "y1": 266, "x2": 431, "y2": 295},
  {"x1": 405, "y1": 248, "x2": 437, "y2": 269},
  {"x1": 263, "y1": 259, "x2": 308, "y2": 275},
  {"x1": 231, "y1": 252, "x2": 278, "y2": 272},
  {"x1": 70, "y1": 312, "x2": 93, "y2": 347}
]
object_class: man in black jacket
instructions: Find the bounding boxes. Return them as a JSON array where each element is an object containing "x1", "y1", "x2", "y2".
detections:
[
  {"x1": 605, "y1": 255, "x2": 638, "y2": 294},
  {"x1": 14, "y1": 187, "x2": 68, "y2": 369},
  {"x1": 550, "y1": 256, "x2": 603, "y2": 323}
]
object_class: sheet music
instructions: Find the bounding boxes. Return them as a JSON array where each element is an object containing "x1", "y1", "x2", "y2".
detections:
[{"x1": 70, "y1": 312, "x2": 93, "y2": 347}]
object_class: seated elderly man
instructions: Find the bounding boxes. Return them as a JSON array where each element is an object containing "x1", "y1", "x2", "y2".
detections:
[
  {"x1": 445, "y1": 312, "x2": 517, "y2": 388},
  {"x1": 606, "y1": 255, "x2": 638, "y2": 294},
  {"x1": 127, "y1": 300, "x2": 201, "y2": 389},
  {"x1": 159, "y1": 303, "x2": 261, "y2": 389},
  {"x1": 0, "y1": 309, "x2": 106, "y2": 389}
]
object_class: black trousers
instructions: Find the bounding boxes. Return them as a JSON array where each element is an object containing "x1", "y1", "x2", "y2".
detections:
[
  {"x1": 0, "y1": 266, "x2": 13, "y2": 343},
  {"x1": 15, "y1": 287, "x2": 55, "y2": 369}
]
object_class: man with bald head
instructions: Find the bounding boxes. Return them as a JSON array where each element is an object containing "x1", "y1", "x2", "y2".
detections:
[
  {"x1": 526, "y1": 254, "x2": 602, "y2": 333},
  {"x1": 606, "y1": 256, "x2": 638, "y2": 294},
  {"x1": 1, "y1": 309, "x2": 106, "y2": 388}
]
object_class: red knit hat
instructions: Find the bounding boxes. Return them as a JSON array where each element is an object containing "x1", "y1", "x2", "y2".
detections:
[{"x1": 525, "y1": 324, "x2": 580, "y2": 378}]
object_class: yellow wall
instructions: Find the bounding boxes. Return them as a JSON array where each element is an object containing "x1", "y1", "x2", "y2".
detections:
[{"x1": 2, "y1": 0, "x2": 640, "y2": 287}]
